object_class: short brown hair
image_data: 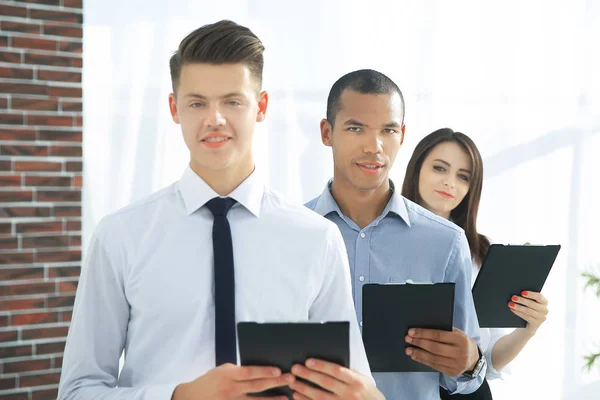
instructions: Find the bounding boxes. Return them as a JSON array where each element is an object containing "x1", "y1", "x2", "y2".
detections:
[{"x1": 169, "y1": 20, "x2": 265, "y2": 95}]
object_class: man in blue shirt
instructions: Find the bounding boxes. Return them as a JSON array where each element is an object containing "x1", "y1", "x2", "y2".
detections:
[{"x1": 304, "y1": 69, "x2": 487, "y2": 399}]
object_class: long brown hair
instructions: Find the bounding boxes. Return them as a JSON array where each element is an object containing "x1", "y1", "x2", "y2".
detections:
[{"x1": 401, "y1": 128, "x2": 490, "y2": 265}]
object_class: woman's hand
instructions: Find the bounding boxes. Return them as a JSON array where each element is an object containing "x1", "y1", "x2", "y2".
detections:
[{"x1": 509, "y1": 291, "x2": 548, "y2": 335}]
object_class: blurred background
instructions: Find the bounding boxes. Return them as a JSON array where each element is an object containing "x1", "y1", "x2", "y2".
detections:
[{"x1": 1, "y1": 0, "x2": 599, "y2": 398}]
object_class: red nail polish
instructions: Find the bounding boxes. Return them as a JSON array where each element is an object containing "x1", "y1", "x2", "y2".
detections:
[
  {"x1": 512, "y1": 295, "x2": 518, "y2": 301},
  {"x1": 522, "y1": 291, "x2": 528, "y2": 296},
  {"x1": 509, "y1": 302, "x2": 515, "y2": 308}
]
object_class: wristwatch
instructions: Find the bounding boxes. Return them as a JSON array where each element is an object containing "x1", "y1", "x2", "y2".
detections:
[{"x1": 462, "y1": 346, "x2": 486, "y2": 379}]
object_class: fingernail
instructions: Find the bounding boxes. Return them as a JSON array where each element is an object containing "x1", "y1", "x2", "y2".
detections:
[
  {"x1": 406, "y1": 348, "x2": 413, "y2": 355},
  {"x1": 522, "y1": 291, "x2": 528, "y2": 296},
  {"x1": 512, "y1": 295, "x2": 518, "y2": 301},
  {"x1": 273, "y1": 369, "x2": 280, "y2": 376},
  {"x1": 509, "y1": 301, "x2": 515, "y2": 308},
  {"x1": 306, "y1": 359, "x2": 316, "y2": 367},
  {"x1": 286, "y1": 375, "x2": 295, "y2": 384},
  {"x1": 405, "y1": 336, "x2": 413, "y2": 343},
  {"x1": 408, "y1": 329, "x2": 415, "y2": 336}
]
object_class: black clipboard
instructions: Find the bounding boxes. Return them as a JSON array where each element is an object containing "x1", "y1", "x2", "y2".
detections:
[
  {"x1": 472, "y1": 244, "x2": 561, "y2": 328},
  {"x1": 362, "y1": 283, "x2": 455, "y2": 372},
  {"x1": 237, "y1": 321, "x2": 349, "y2": 398}
]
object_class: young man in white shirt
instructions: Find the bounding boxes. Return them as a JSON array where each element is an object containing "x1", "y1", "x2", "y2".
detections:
[{"x1": 58, "y1": 20, "x2": 383, "y2": 400}]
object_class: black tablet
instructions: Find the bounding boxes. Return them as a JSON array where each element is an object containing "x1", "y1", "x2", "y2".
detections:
[
  {"x1": 362, "y1": 283, "x2": 455, "y2": 372},
  {"x1": 237, "y1": 321, "x2": 350, "y2": 398},
  {"x1": 472, "y1": 244, "x2": 561, "y2": 328}
]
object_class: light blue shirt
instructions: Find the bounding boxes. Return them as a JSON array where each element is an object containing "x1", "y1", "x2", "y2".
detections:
[{"x1": 305, "y1": 180, "x2": 485, "y2": 400}]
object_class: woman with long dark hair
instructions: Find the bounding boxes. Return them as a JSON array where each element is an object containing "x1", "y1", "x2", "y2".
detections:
[{"x1": 402, "y1": 128, "x2": 549, "y2": 399}]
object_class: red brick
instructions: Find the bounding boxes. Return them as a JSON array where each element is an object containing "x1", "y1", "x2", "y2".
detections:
[
  {"x1": 43, "y1": 23, "x2": 82, "y2": 39},
  {"x1": 0, "y1": 190, "x2": 33, "y2": 202},
  {"x1": 11, "y1": 311, "x2": 59, "y2": 326},
  {"x1": 37, "y1": 190, "x2": 81, "y2": 202},
  {"x1": 0, "y1": 222, "x2": 12, "y2": 233},
  {"x1": 0, "y1": 282, "x2": 55, "y2": 297},
  {"x1": 14, "y1": 161, "x2": 62, "y2": 172},
  {"x1": 0, "y1": 329, "x2": 18, "y2": 342},
  {"x1": 0, "y1": 66, "x2": 35, "y2": 80},
  {"x1": 48, "y1": 86, "x2": 82, "y2": 98},
  {"x1": 57, "y1": 40, "x2": 82, "y2": 54},
  {"x1": 38, "y1": 69, "x2": 81, "y2": 83},
  {"x1": 63, "y1": 0, "x2": 83, "y2": 7},
  {"x1": 50, "y1": 145, "x2": 81, "y2": 157},
  {"x1": 27, "y1": 114, "x2": 74, "y2": 127},
  {"x1": 0, "y1": 113, "x2": 25, "y2": 125},
  {"x1": 29, "y1": 9, "x2": 83, "y2": 23},
  {"x1": 52, "y1": 205, "x2": 80, "y2": 217},
  {"x1": 0, "y1": 251, "x2": 35, "y2": 264},
  {"x1": 53, "y1": 355, "x2": 63, "y2": 368},
  {"x1": 66, "y1": 220, "x2": 81, "y2": 230},
  {"x1": 0, "y1": 128, "x2": 36, "y2": 141},
  {"x1": 58, "y1": 280, "x2": 78, "y2": 293},
  {"x1": 17, "y1": 0, "x2": 60, "y2": 5},
  {"x1": 3, "y1": 358, "x2": 52, "y2": 373},
  {"x1": 0, "y1": 175, "x2": 21, "y2": 186},
  {"x1": 0, "y1": 4, "x2": 28, "y2": 18},
  {"x1": 0, "y1": 207, "x2": 52, "y2": 218},
  {"x1": 61, "y1": 310, "x2": 72, "y2": 322},
  {"x1": 0, "y1": 392, "x2": 29, "y2": 400},
  {"x1": 0, "y1": 82, "x2": 48, "y2": 95},
  {"x1": 0, "y1": 50, "x2": 22, "y2": 64},
  {"x1": 0, "y1": 344, "x2": 33, "y2": 358},
  {"x1": 1, "y1": 144, "x2": 49, "y2": 156},
  {"x1": 11, "y1": 97, "x2": 59, "y2": 111},
  {"x1": 12, "y1": 37, "x2": 57, "y2": 51},
  {"x1": 0, "y1": 314, "x2": 8, "y2": 326},
  {"x1": 24, "y1": 52, "x2": 82, "y2": 68},
  {"x1": 0, "y1": 236, "x2": 19, "y2": 249},
  {"x1": 36, "y1": 249, "x2": 81, "y2": 263},
  {"x1": 22, "y1": 234, "x2": 69, "y2": 248},
  {"x1": 0, "y1": 267, "x2": 44, "y2": 281},
  {"x1": 25, "y1": 175, "x2": 71, "y2": 187},
  {"x1": 16, "y1": 221, "x2": 62, "y2": 233},
  {"x1": 0, "y1": 160, "x2": 12, "y2": 171},
  {"x1": 73, "y1": 175, "x2": 82, "y2": 187},
  {"x1": 32, "y1": 388, "x2": 59, "y2": 400},
  {"x1": 48, "y1": 265, "x2": 80, "y2": 278},
  {"x1": 66, "y1": 161, "x2": 82, "y2": 171},
  {"x1": 38, "y1": 129, "x2": 81, "y2": 142},
  {"x1": 19, "y1": 372, "x2": 61, "y2": 387},
  {"x1": 0, "y1": 21, "x2": 42, "y2": 35},
  {"x1": 0, "y1": 377, "x2": 17, "y2": 391},
  {"x1": 69, "y1": 234, "x2": 81, "y2": 246},
  {"x1": 0, "y1": 298, "x2": 45, "y2": 312},
  {"x1": 35, "y1": 340, "x2": 65, "y2": 355},
  {"x1": 0, "y1": 97, "x2": 7, "y2": 109},
  {"x1": 62, "y1": 100, "x2": 82, "y2": 112},
  {"x1": 47, "y1": 294, "x2": 75, "y2": 308}
]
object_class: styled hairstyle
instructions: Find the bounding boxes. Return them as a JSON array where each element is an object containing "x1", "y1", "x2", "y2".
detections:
[
  {"x1": 401, "y1": 128, "x2": 490, "y2": 265},
  {"x1": 169, "y1": 20, "x2": 265, "y2": 94},
  {"x1": 326, "y1": 69, "x2": 405, "y2": 126}
]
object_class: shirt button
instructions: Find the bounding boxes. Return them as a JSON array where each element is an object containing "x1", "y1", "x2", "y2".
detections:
[
  {"x1": 360, "y1": 232, "x2": 366, "y2": 238},
  {"x1": 360, "y1": 320, "x2": 363, "y2": 327},
  {"x1": 359, "y1": 275, "x2": 365, "y2": 282}
]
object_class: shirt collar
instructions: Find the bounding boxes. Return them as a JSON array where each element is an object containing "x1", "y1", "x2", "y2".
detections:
[
  {"x1": 313, "y1": 179, "x2": 411, "y2": 227},
  {"x1": 178, "y1": 165, "x2": 263, "y2": 217}
]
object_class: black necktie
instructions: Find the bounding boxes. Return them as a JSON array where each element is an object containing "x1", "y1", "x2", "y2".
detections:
[{"x1": 206, "y1": 197, "x2": 237, "y2": 366}]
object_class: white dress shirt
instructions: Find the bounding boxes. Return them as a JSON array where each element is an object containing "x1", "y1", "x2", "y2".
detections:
[
  {"x1": 58, "y1": 166, "x2": 371, "y2": 400},
  {"x1": 472, "y1": 262, "x2": 514, "y2": 380}
]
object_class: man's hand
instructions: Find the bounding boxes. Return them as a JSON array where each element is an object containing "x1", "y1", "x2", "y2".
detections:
[
  {"x1": 405, "y1": 327, "x2": 479, "y2": 377},
  {"x1": 171, "y1": 363, "x2": 291, "y2": 400},
  {"x1": 287, "y1": 358, "x2": 384, "y2": 400}
]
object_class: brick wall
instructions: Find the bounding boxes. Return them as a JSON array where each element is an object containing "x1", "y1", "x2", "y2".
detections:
[{"x1": 0, "y1": 1, "x2": 83, "y2": 399}]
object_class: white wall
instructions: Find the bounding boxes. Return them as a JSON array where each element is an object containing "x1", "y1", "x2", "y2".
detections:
[{"x1": 83, "y1": 0, "x2": 600, "y2": 398}]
